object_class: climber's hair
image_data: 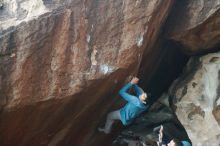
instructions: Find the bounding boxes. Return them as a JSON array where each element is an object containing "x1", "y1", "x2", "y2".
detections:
[{"x1": 173, "y1": 138, "x2": 183, "y2": 146}]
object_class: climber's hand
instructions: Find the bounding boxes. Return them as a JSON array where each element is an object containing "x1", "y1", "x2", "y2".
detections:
[{"x1": 130, "y1": 77, "x2": 139, "y2": 84}]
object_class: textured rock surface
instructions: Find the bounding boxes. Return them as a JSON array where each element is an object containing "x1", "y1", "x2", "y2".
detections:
[
  {"x1": 0, "y1": 0, "x2": 47, "y2": 30},
  {"x1": 0, "y1": 0, "x2": 174, "y2": 146},
  {"x1": 169, "y1": 52, "x2": 220, "y2": 146},
  {"x1": 166, "y1": 0, "x2": 220, "y2": 54}
]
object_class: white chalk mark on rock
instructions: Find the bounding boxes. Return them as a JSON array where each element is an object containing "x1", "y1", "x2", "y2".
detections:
[
  {"x1": 86, "y1": 35, "x2": 90, "y2": 43},
  {"x1": 10, "y1": 53, "x2": 16, "y2": 58},
  {"x1": 99, "y1": 64, "x2": 114, "y2": 74},
  {"x1": 137, "y1": 34, "x2": 143, "y2": 47}
]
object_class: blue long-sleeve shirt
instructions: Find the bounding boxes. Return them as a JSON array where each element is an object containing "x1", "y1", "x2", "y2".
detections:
[{"x1": 119, "y1": 83, "x2": 149, "y2": 125}]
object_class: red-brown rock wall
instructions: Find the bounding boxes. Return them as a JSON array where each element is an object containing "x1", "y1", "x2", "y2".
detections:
[{"x1": 0, "y1": 0, "x2": 174, "y2": 145}]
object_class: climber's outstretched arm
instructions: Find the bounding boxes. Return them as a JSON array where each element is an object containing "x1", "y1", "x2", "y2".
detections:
[
  {"x1": 119, "y1": 83, "x2": 138, "y2": 103},
  {"x1": 119, "y1": 77, "x2": 139, "y2": 104},
  {"x1": 133, "y1": 84, "x2": 144, "y2": 96}
]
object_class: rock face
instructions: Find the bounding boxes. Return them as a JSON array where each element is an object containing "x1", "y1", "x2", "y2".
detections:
[
  {"x1": 166, "y1": 0, "x2": 220, "y2": 54},
  {"x1": 169, "y1": 52, "x2": 220, "y2": 146},
  {"x1": 0, "y1": 0, "x2": 174, "y2": 146},
  {"x1": 0, "y1": 0, "x2": 174, "y2": 108},
  {"x1": 0, "y1": 0, "x2": 47, "y2": 30}
]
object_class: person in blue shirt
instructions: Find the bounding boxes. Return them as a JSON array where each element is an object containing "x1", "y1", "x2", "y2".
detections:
[{"x1": 98, "y1": 77, "x2": 150, "y2": 134}]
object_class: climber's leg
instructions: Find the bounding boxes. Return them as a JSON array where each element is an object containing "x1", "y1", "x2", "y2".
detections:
[{"x1": 98, "y1": 110, "x2": 121, "y2": 134}]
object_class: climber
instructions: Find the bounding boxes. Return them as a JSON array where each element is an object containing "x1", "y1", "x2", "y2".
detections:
[
  {"x1": 157, "y1": 125, "x2": 191, "y2": 146},
  {"x1": 98, "y1": 77, "x2": 150, "y2": 134}
]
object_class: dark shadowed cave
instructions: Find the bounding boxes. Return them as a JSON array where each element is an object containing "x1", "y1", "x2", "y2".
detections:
[{"x1": 139, "y1": 39, "x2": 189, "y2": 101}]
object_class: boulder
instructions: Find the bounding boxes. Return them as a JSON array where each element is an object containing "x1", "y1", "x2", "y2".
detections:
[
  {"x1": 166, "y1": 0, "x2": 220, "y2": 54},
  {"x1": 169, "y1": 52, "x2": 220, "y2": 146},
  {"x1": 0, "y1": 0, "x2": 174, "y2": 145}
]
